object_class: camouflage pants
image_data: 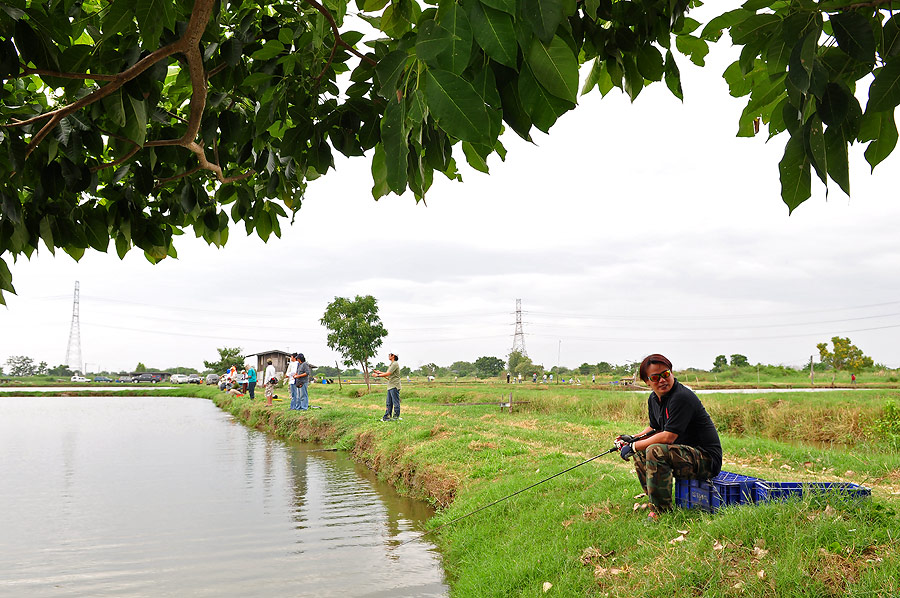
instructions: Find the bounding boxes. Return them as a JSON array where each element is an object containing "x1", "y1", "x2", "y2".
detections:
[{"x1": 633, "y1": 444, "x2": 715, "y2": 512}]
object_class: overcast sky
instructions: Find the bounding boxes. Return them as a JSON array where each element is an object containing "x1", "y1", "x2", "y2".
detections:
[{"x1": 3, "y1": 16, "x2": 900, "y2": 374}]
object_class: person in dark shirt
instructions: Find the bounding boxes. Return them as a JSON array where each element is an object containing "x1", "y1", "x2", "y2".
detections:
[{"x1": 616, "y1": 354, "x2": 722, "y2": 520}]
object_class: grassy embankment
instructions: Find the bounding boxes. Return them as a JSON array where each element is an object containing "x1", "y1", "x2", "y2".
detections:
[{"x1": 186, "y1": 381, "x2": 900, "y2": 598}]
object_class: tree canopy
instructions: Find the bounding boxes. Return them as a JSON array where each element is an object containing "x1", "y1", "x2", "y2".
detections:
[
  {"x1": 202, "y1": 346, "x2": 245, "y2": 372},
  {"x1": 320, "y1": 294, "x2": 387, "y2": 388},
  {"x1": 3, "y1": 0, "x2": 900, "y2": 303},
  {"x1": 817, "y1": 336, "x2": 873, "y2": 372}
]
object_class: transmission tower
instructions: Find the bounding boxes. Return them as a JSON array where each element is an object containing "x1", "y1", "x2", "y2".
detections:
[
  {"x1": 65, "y1": 281, "x2": 83, "y2": 374},
  {"x1": 510, "y1": 299, "x2": 528, "y2": 356}
]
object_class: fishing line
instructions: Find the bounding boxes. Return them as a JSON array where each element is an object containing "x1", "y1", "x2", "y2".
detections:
[{"x1": 395, "y1": 433, "x2": 650, "y2": 548}]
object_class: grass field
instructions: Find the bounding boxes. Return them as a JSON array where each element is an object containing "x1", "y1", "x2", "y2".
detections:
[{"x1": 195, "y1": 380, "x2": 900, "y2": 597}]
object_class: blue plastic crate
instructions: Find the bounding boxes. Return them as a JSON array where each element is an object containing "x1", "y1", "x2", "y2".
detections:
[
  {"x1": 675, "y1": 471, "x2": 763, "y2": 511},
  {"x1": 675, "y1": 478, "x2": 713, "y2": 510},
  {"x1": 755, "y1": 481, "x2": 802, "y2": 502},
  {"x1": 755, "y1": 481, "x2": 871, "y2": 502},
  {"x1": 711, "y1": 471, "x2": 761, "y2": 509}
]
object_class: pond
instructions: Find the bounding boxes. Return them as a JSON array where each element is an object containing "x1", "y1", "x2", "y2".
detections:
[{"x1": 0, "y1": 396, "x2": 448, "y2": 597}]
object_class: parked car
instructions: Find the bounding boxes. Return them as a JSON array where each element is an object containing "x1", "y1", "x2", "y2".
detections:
[
  {"x1": 133, "y1": 373, "x2": 161, "y2": 383},
  {"x1": 205, "y1": 373, "x2": 219, "y2": 385},
  {"x1": 187, "y1": 374, "x2": 203, "y2": 384},
  {"x1": 70, "y1": 375, "x2": 89, "y2": 383},
  {"x1": 93, "y1": 376, "x2": 113, "y2": 382},
  {"x1": 115, "y1": 376, "x2": 132, "y2": 383},
  {"x1": 170, "y1": 374, "x2": 190, "y2": 384}
]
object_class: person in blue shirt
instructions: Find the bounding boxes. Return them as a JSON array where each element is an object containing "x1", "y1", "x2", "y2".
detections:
[{"x1": 246, "y1": 364, "x2": 257, "y2": 399}]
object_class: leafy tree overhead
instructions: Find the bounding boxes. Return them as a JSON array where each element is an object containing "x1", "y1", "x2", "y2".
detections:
[
  {"x1": 474, "y1": 355, "x2": 505, "y2": 378},
  {"x1": 817, "y1": 336, "x2": 874, "y2": 373},
  {"x1": 320, "y1": 295, "x2": 387, "y2": 389},
  {"x1": 202, "y1": 346, "x2": 244, "y2": 373},
  {"x1": 3, "y1": 0, "x2": 900, "y2": 306}
]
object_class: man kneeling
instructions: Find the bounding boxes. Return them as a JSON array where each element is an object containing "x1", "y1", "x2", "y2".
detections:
[{"x1": 616, "y1": 354, "x2": 722, "y2": 520}]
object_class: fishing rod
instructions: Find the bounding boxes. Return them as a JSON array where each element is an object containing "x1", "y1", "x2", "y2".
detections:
[{"x1": 395, "y1": 431, "x2": 653, "y2": 548}]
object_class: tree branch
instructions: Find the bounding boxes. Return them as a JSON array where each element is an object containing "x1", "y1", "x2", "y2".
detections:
[
  {"x1": 302, "y1": 0, "x2": 377, "y2": 67},
  {"x1": 17, "y1": 66, "x2": 119, "y2": 81}
]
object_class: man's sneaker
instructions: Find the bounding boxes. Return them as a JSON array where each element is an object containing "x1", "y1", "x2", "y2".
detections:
[
  {"x1": 380, "y1": 417, "x2": 391, "y2": 422},
  {"x1": 392, "y1": 417, "x2": 402, "y2": 421}
]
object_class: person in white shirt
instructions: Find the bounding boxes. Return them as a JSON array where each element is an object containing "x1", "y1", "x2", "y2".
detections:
[
  {"x1": 264, "y1": 359, "x2": 277, "y2": 406},
  {"x1": 286, "y1": 354, "x2": 300, "y2": 410}
]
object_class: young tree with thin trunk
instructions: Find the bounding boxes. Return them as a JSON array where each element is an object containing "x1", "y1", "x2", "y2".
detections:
[{"x1": 320, "y1": 295, "x2": 387, "y2": 391}]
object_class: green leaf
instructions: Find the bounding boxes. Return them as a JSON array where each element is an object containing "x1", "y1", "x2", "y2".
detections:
[
  {"x1": 381, "y1": 99, "x2": 409, "y2": 194},
  {"x1": 804, "y1": 115, "x2": 827, "y2": 186},
  {"x1": 416, "y1": 20, "x2": 454, "y2": 65},
  {"x1": 135, "y1": 0, "x2": 174, "y2": 49},
  {"x1": 523, "y1": 0, "x2": 562, "y2": 44},
  {"x1": 830, "y1": 12, "x2": 875, "y2": 64},
  {"x1": 371, "y1": 143, "x2": 390, "y2": 199},
  {"x1": 867, "y1": 59, "x2": 900, "y2": 113},
  {"x1": 859, "y1": 110, "x2": 898, "y2": 171},
  {"x1": 883, "y1": 15, "x2": 900, "y2": 59},
  {"x1": 816, "y1": 83, "x2": 850, "y2": 127},
  {"x1": 788, "y1": 32, "x2": 816, "y2": 93},
  {"x1": 664, "y1": 50, "x2": 683, "y2": 101},
  {"x1": 376, "y1": 50, "x2": 408, "y2": 99},
  {"x1": 700, "y1": 9, "x2": 751, "y2": 42},
  {"x1": 779, "y1": 134, "x2": 811, "y2": 213},
  {"x1": 481, "y1": 0, "x2": 516, "y2": 16},
  {"x1": 251, "y1": 40, "x2": 285, "y2": 60},
  {"x1": 14, "y1": 20, "x2": 59, "y2": 70},
  {"x1": 675, "y1": 35, "x2": 709, "y2": 67},
  {"x1": 636, "y1": 45, "x2": 664, "y2": 81},
  {"x1": 525, "y1": 35, "x2": 578, "y2": 102},
  {"x1": 462, "y1": 141, "x2": 490, "y2": 173},
  {"x1": 0, "y1": 256, "x2": 14, "y2": 294},
  {"x1": 824, "y1": 125, "x2": 850, "y2": 196},
  {"x1": 102, "y1": 91, "x2": 127, "y2": 128},
  {"x1": 102, "y1": 0, "x2": 136, "y2": 38},
  {"x1": 518, "y1": 64, "x2": 572, "y2": 132},
  {"x1": 468, "y1": 2, "x2": 518, "y2": 68},
  {"x1": 424, "y1": 69, "x2": 491, "y2": 144},
  {"x1": 436, "y1": 1, "x2": 473, "y2": 74},
  {"x1": 582, "y1": 58, "x2": 613, "y2": 95},
  {"x1": 765, "y1": 38, "x2": 790, "y2": 77},
  {"x1": 730, "y1": 13, "x2": 781, "y2": 45},
  {"x1": 621, "y1": 53, "x2": 643, "y2": 101}
]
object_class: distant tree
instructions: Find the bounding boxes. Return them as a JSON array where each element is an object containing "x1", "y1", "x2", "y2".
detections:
[
  {"x1": 373, "y1": 361, "x2": 387, "y2": 372},
  {"x1": 320, "y1": 295, "x2": 387, "y2": 390},
  {"x1": 475, "y1": 356, "x2": 505, "y2": 378},
  {"x1": 315, "y1": 365, "x2": 341, "y2": 377},
  {"x1": 0, "y1": 365, "x2": 4, "y2": 376},
  {"x1": 730, "y1": 354, "x2": 750, "y2": 368},
  {"x1": 712, "y1": 355, "x2": 728, "y2": 372},
  {"x1": 596, "y1": 362, "x2": 613, "y2": 373},
  {"x1": 508, "y1": 351, "x2": 537, "y2": 377},
  {"x1": 5, "y1": 355, "x2": 37, "y2": 376},
  {"x1": 399, "y1": 366, "x2": 411, "y2": 376},
  {"x1": 134, "y1": 362, "x2": 148, "y2": 373},
  {"x1": 449, "y1": 360, "x2": 475, "y2": 377},
  {"x1": 47, "y1": 364, "x2": 74, "y2": 376},
  {"x1": 817, "y1": 337, "x2": 874, "y2": 375},
  {"x1": 578, "y1": 363, "x2": 593, "y2": 375},
  {"x1": 202, "y1": 347, "x2": 244, "y2": 374}
]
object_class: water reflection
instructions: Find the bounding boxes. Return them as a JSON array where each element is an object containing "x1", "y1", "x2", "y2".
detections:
[{"x1": 0, "y1": 396, "x2": 447, "y2": 597}]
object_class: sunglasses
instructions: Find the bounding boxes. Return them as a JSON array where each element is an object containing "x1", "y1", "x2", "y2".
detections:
[{"x1": 648, "y1": 370, "x2": 671, "y2": 383}]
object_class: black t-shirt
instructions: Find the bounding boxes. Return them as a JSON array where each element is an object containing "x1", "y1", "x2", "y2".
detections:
[{"x1": 647, "y1": 379, "x2": 722, "y2": 476}]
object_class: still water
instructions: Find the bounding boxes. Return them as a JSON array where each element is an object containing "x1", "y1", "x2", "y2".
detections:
[{"x1": 0, "y1": 396, "x2": 448, "y2": 597}]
